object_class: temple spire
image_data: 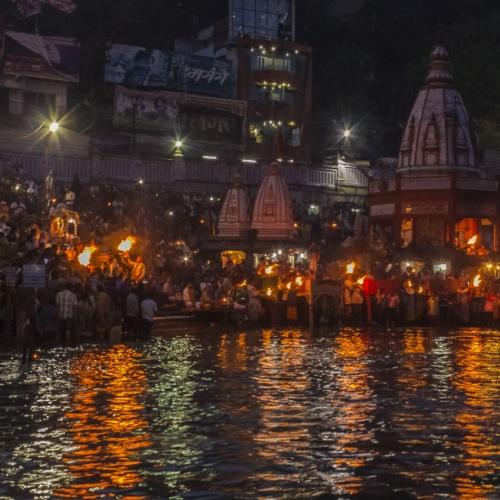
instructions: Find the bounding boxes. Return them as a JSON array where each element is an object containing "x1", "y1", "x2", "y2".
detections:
[{"x1": 426, "y1": 46, "x2": 453, "y2": 86}]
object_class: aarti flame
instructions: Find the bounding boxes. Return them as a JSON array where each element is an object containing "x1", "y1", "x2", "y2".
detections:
[
  {"x1": 472, "y1": 274, "x2": 481, "y2": 288},
  {"x1": 346, "y1": 261, "x2": 355, "y2": 274},
  {"x1": 118, "y1": 236, "x2": 136, "y2": 252},
  {"x1": 266, "y1": 287, "x2": 273, "y2": 297},
  {"x1": 78, "y1": 245, "x2": 97, "y2": 267},
  {"x1": 265, "y1": 265, "x2": 277, "y2": 276},
  {"x1": 467, "y1": 234, "x2": 478, "y2": 245},
  {"x1": 295, "y1": 276, "x2": 304, "y2": 287},
  {"x1": 357, "y1": 277, "x2": 365, "y2": 285}
]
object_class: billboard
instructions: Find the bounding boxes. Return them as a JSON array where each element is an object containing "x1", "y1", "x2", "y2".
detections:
[
  {"x1": 104, "y1": 43, "x2": 171, "y2": 88},
  {"x1": 114, "y1": 86, "x2": 181, "y2": 134},
  {"x1": 3, "y1": 31, "x2": 81, "y2": 83},
  {"x1": 104, "y1": 44, "x2": 233, "y2": 98},
  {"x1": 113, "y1": 86, "x2": 244, "y2": 144},
  {"x1": 180, "y1": 105, "x2": 243, "y2": 145}
]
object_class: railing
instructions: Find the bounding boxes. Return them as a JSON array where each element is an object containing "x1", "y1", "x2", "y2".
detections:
[{"x1": 0, "y1": 151, "x2": 369, "y2": 191}]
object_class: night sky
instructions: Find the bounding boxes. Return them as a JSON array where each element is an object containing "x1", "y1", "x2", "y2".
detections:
[{"x1": 3, "y1": 0, "x2": 500, "y2": 161}]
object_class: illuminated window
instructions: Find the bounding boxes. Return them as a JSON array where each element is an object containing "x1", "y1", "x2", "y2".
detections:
[
  {"x1": 455, "y1": 218, "x2": 477, "y2": 248},
  {"x1": 251, "y1": 54, "x2": 294, "y2": 72},
  {"x1": 401, "y1": 218, "x2": 413, "y2": 247}
]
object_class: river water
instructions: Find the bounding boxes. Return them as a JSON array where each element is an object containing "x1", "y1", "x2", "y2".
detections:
[{"x1": 0, "y1": 327, "x2": 498, "y2": 499}]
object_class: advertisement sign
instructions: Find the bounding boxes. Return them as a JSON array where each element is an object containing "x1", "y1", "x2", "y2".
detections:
[
  {"x1": 3, "y1": 31, "x2": 81, "y2": 83},
  {"x1": 22, "y1": 264, "x2": 46, "y2": 288},
  {"x1": 180, "y1": 105, "x2": 243, "y2": 144},
  {"x1": 104, "y1": 44, "x2": 233, "y2": 98},
  {"x1": 114, "y1": 86, "x2": 181, "y2": 134},
  {"x1": 104, "y1": 43, "x2": 171, "y2": 88},
  {"x1": 113, "y1": 86, "x2": 244, "y2": 144},
  {"x1": 168, "y1": 53, "x2": 233, "y2": 98}
]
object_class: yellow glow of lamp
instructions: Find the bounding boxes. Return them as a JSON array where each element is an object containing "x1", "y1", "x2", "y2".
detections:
[
  {"x1": 174, "y1": 139, "x2": 183, "y2": 157},
  {"x1": 467, "y1": 234, "x2": 478, "y2": 245},
  {"x1": 49, "y1": 121, "x2": 59, "y2": 133},
  {"x1": 472, "y1": 274, "x2": 481, "y2": 288},
  {"x1": 346, "y1": 261, "x2": 355, "y2": 274}
]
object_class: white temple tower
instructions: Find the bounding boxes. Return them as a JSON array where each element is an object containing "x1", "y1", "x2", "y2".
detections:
[
  {"x1": 398, "y1": 46, "x2": 477, "y2": 172},
  {"x1": 217, "y1": 174, "x2": 251, "y2": 239},
  {"x1": 251, "y1": 161, "x2": 295, "y2": 240}
]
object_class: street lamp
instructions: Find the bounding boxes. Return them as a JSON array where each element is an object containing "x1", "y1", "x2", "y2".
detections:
[
  {"x1": 43, "y1": 120, "x2": 59, "y2": 214},
  {"x1": 49, "y1": 121, "x2": 60, "y2": 133},
  {"x1": 174, "y1": 139, "x2": 183, "y2": 157},
  {"x1": 343, "y1": 129, "x2": 351, "y2": 139}
]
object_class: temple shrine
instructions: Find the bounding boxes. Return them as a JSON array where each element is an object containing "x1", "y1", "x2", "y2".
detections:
[
  {"x1": 250, "y1": 161, "x2": 295, "y2": 241},
  {"x1": 217, "y1": 174, "x2": 251, "y2": 240},
  {"x1": 369, "y1": 46, "x2": 500, "y2": 257}
]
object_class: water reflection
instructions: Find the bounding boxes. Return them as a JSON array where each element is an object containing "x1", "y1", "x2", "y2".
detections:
[
  {"x1": 0, "y1": 328, "x2": 498, "y2": 498},
  {"x1": 330, "y1": 330, "x2": 376, "y2": 495},
  {"x1": 453, "y1": 329, "x2": 499, "y2": 499},
  {"x1": 55, "y1": 344, "x2": 151, "y2": 498},
  {"x1": 141, "y1": 336, "x2": 213, "y2": 496},
  {"x1": 250, "y1": 329, "x2": 313, "y2": 495}
]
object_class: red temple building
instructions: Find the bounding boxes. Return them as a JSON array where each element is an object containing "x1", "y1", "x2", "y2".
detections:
[{"x1": 368, "y1": 46, "x2": 500, "y2": 260}]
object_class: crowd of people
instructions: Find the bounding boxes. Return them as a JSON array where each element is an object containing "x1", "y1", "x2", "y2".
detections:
[
  {"x1": 0, "y1": 166, "x2": 499, "y2": 361},
  {"x1": 340, "y1": 277, "x2": 500, "y2": 328}
]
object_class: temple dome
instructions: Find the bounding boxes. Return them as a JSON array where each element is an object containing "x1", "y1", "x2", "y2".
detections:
[
  {"x1": 217, "y1": 174, "x2": 251, "y2": 239},
  {"x1": 251, "y1": 162, "x2": 295, "y2": 240},
  {"x1": 398, "y1": 46, "x2": 477, "y2": 172}
]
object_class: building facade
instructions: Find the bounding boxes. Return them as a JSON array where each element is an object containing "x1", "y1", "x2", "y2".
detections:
[
  {"x1": 368, "y1": 47, "x2": 500, "y2": 255},
  {"x1": 0, "y1": 1, "x2": 364, "y2": 207}
]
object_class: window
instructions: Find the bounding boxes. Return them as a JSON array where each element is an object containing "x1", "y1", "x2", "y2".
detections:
[
  {"x1": 251, "y1": 54, "x2": 294, "y2": 72},
  {"x1": 249, "y1": 85, "x2": 295, "y2": 104},
  {"x1": 231, "y1": 0, "x2": 292, "y2": 40}
]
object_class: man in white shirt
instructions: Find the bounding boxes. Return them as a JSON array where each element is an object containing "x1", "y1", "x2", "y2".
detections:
[{"x1": 140, "y1": 294, "x2": 157, "y2": 337}]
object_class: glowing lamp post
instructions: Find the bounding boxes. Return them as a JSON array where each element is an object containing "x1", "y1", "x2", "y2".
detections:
[
  {"x1": 174, "y1": 139, "x2": 183, "y2": 157},
  {"x1": 49, "y1": 121, "x2": 60, "y2": 133}
]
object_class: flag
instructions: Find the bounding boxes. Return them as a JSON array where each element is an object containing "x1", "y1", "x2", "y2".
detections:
[
  {"x1": 12, "y1": 0, "x2": 42, "y2": 17},
  {"x1": 42, "y1": 0, "x2": 76, "y2": 14}
]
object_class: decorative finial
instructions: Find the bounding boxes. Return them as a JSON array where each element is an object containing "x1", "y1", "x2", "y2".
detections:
[
  {"x1": 233, "y1": 172, "x2": 242, "y2": 187},
  {"x1": 268, "y1": 161, "x2": 280, "y2": 175},
  {"x1": 426, "y1": 46, "x2": 453, "y2": 86}
]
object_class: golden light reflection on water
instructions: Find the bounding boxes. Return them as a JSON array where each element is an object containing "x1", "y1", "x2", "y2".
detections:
[
  {"x1": 217, "y1": 332, "x2": 249, "y2": 372},
  {"x1": 55, "y1": 344, "x2": 151, "y2": 498},
  {"x1": 397, "y1": 330, "x2": 428, "y2": 390},
  {"x1": 331, "y1": 330, "x2": 375, "y2": 495},
  {"x1": 453, "y1": 329, "x2": 499, "y2": 500},
  {"x1": 1, "y1": 328, "x2": 498, "y2": 498},
  {"x1": 250, "y1": 329, "x2": 312, "y2": 489}
]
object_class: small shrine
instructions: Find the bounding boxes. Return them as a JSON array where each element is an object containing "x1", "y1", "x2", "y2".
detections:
[
  {"x1": 49, "y1": 207, "x2": 80, "y2": 242},
  {"x1": 251, "y1": 161, "x2": 295, "y2": 241},
  {"x1": 369, "y1": 46, "x2": 499, "y2": 257},
  {"x1": 217, "y1": 174, "x2": 251, "y2": 239}
]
